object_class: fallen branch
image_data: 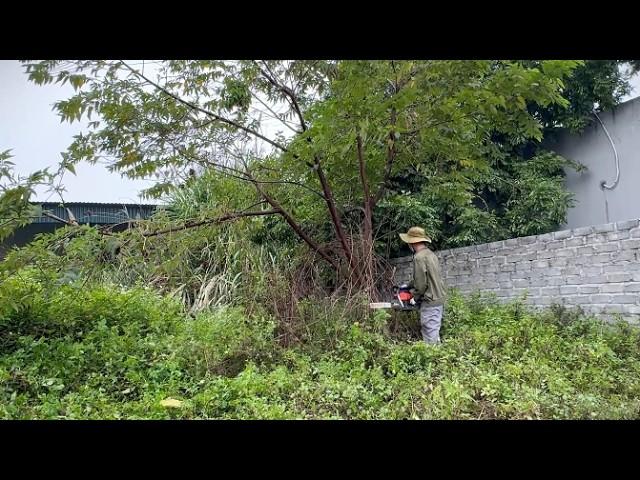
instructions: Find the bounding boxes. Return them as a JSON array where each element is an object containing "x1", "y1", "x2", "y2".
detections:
[
  {"x1": 42, "y1": 210, "x2": 75, "y2": 226},
  {"x1": 140, "y1": 209, "x2": 281, "y2": 238}
]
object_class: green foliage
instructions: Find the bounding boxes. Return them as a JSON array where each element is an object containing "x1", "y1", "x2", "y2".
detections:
[
  {"x1": 18, "y1": 59, "x2": 591, "y2": 259},
  {"x1": 0, "y1": 149, "x2": 49, "y2": 242},
  {"x1": 535, "y1": 60, "x2": 632, "y2": 133},
  {"x1": 503, "y1": 153, "x2": 580, "y2": 237},
  {"x1": 382, "y1": 60, "x2": 634, "y2": 249},
  {"x1": 2, "y1": 273, "x2": 640, "y2": 419}
]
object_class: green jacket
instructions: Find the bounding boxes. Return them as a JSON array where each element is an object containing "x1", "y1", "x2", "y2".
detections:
[{"x1": 409, "y1": 248, "x2": 446, "y2": 306}]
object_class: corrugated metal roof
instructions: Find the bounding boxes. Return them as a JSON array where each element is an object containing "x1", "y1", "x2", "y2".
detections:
[
  {"x1": 35, "y1": 201, "x2": 164, "y2": 207},
  {"x1": 31, "y1": 202, "x2": 161, "y2": 225}
]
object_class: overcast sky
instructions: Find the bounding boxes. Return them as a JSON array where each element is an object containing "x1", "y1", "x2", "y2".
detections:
[{"x1": 2, "y1": 60, "x2": 639, "y2": 204}]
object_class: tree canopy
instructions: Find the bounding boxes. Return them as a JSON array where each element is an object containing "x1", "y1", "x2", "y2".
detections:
[{"x1": 1, "y1": 59, "x2": 635, "y2": 288}]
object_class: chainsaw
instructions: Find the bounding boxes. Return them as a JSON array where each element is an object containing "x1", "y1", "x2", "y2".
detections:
[{"x1": 369, "y1": 284, "x2": 419, "y2": 311}]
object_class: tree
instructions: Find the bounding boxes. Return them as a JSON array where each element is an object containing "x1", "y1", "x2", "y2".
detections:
[
  {"x1": 376, "y1": 60, "x2": 635, "y2": 254},
  {"x1": 21, "y1": 60, "x2": 581, "y2": 294}
]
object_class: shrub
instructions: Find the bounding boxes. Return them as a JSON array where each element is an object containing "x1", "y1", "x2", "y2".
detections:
[{"x1": 2, "y1": 277, "x2": 640, "y2": 419}]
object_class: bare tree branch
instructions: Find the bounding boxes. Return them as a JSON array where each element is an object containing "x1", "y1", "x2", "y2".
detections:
[
  {"x1": 119, "y1": 61, "x2": 289, "y2": 153},
  {"x1": 42, "y1": 210, "x2": 75, "y2": 226},
  {"x1": 254, "y1": 61, "x2": 307, "y2": 132},
  {"x1": 166, "y1": 141, "x2": 326, "y2": 201},
  {"x1": 248, "y1": 88, "x2": 302, "y2": 134},
  {"x1": 140, "y1": 209, "x2": 280, "y2": 238},
  {"x1": 250, "y1": 175, "x2": 339, "y2": 271}
]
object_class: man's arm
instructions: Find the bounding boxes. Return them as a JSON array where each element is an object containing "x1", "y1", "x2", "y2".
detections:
[{"x1": 412, "y1": 256, "x2": 428, "y2": 301}]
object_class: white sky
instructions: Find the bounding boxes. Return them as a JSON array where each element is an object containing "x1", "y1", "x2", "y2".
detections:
[
  {"x1": 0, "y1": 60, "x2": 161, "y2": 203},
  {"x1": 1, "y1": 60, "x2": 639, "y2": 204}
]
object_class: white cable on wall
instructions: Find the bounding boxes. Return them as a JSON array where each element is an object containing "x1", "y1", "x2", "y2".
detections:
[
  {"x1": 592, "y1": 109, "x2": 620, "y2": 224},
  {"x1": 593, "y1": 109, "x2": 620, "y2": 191}
]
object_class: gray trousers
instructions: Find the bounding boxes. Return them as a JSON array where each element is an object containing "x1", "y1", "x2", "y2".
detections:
[{"x1": 419, "y1": 304, "x2": 443, "y2": 344}]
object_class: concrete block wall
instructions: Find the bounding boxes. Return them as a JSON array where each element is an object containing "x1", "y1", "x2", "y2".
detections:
[{"x1": 390, "y1": 219, "x2": 640, "y2": 324}]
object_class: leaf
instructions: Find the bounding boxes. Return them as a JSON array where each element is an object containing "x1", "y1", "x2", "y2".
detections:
[
  {"x1": 0, "y1": 149, "x2": 13, "y2": 161},
  {"x1": 160, "y1": 398, "x2": 184, "y2": 408}
]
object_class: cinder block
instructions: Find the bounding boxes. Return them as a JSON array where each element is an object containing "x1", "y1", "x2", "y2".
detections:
[
  {"x1": 553, "y1": 230, "x2": 572, "y2": 240},
  {"x1": 541, "y1": 286, "x2": 560, "y2": 296},
  {"x1": 584, "y1": 275, "x2": 608, "y2": 284},
  {"x1": 615, "y1": 219, "x2": 639, "y2": 231},
  {"x1": 602, "y1": 304, "x2": 625, "y2": 313},
  {"x1": 579, "y1": 286, "x2": 600, "y2": 294},
  {"x1": 591, "y1": 254, "x2": 613, "y2": 264},
  {"x1": 585, "y1": 233, "x2": 609, "y2": 244},
  {"x1": 518, "y1": 236, "x2": 537, "y2": 245},
  {"x1": 512, "y1": 252, "x2": 537, "y2": 263},
  {"x1": 565, "y1": 295, "x2": 591, "y2": 305},
  {"x1": 547, "y1": 241, "x2": 565, "y2": 250},
  {"x1": 515, "y1": 262, "x2": 533, "y2": 271},
  {"x1": 547, "y1": 277, "x2": 566, "y2": 286},
  {"x1": 590, "y1": 294, "x2": 613, "y2": 304},
  {"x1": 594, "y1": 223, "x2": 615, "y2": 233},
  {"x1": 560, "y1": 286, "x2": 578, "y2": 295},
  {"x1": 607, "y1": 273, "x2": 634, "y2": 283},
  {"x1": 529, "y1": 278, "x2": 547, "y2": 287},
  {"x1": 607, "y1": 231, "x2": 630, "y2": 241},
  {"x1": 582, "y1": 266, "x2": 603, "y2": 275},
  {"x1": 603, "y1": 264, "x2": 629, "y2": 273},
  {"x1": 556, "y1": 249, "x2": 576, "y2": 258},
  {"x1": 476, "y1": 243, "x2": 489, "y2": 253},
  {"x1": 572, "y1": 256, "x2": 589, "y2": 266},
  {"x1": 593, "y1": 244, "x2": 619, "y2": 253},
  {"x1": 624, "y1": 283, "x2": 640, "y2": 293},
  {"x1": 630, "y1": 228, "x2": 640, "y2": 238},
  {"x1": 491, "y1": 256, "x2": 506, "y2": 266},
  {"x1": 537, "y1": 297, "x2": 556, "y2": 305},
  {"x1": 566, "y1": 237, "x2": 586, "y2": 247},
  {"x1": 565, "y1": 275, "x2": 583, "y2": 285},
  {"x1": 488, "y1": 240, "x2": 505, "y2": 250},
  {"x1": 610, "y1": 295, "x2": 638, "y2": 304},
  {"x1": 621, "y1": 239, "x2": 640, "y2": 250},
  {"x1": 577, "y1": 246, "x2": 595, "y2": 256},
  {"x1": 601, "y1": 284, "x2": 625, "y2": 293},
  {"x1": 610, "y1": 250, "x2": 636, "y2": 262},
  {"x1": 499, "y1": 263, "x2": 515, "y2": 272},
  {"x1": 561, "y1": 267, "x2": 581, "y2": 276},
  {"x1": 573, "y1": 226, "x2": 594, "y2": 236}
]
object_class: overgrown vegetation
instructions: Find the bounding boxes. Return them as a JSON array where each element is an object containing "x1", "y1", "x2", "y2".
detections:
[
  {"x1": 2, "y1": 59, "x2": 640, "y2": 419},
  {"x1": 2, "y1": 274, "x2": 639, "y2": 419}
]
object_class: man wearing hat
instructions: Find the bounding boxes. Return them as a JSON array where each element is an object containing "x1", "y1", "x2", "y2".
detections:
[{"x1": 399, "y1": 226, "x2": 447, "y2": 345}]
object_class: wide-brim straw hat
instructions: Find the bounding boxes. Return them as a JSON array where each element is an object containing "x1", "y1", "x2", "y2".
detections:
[{"x1": 399, "y1": 226, "x2": 432, "y2": 244}]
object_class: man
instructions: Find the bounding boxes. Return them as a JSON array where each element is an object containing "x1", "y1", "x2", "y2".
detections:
[{"x1": 399, "y1": 226, "x2": 446, "y2": 345}]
